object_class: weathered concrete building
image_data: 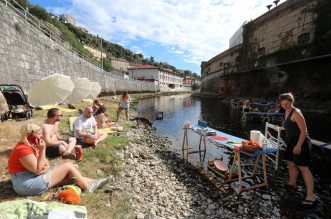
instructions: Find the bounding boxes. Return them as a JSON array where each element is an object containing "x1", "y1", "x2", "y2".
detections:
[
  {"x1": 83, "y1": 45, "x2": 106, "y2": 60},
  {"x1": 128, "y1": 64, "x2": 186, "y2": 92},
  {"x1": 201, "y1": 0, "x2": 319, "y2": 97},
  {"x1": 59, "y1": 14, "x2": 76, "y2": 26},
  {"x1": 110, "y1": 57, "x2": 130, "y2": 71}
]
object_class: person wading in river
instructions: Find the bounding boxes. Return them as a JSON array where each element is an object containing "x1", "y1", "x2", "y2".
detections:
[{"x1": 279, "y1": 92, "x2": 316, "y2": 206}]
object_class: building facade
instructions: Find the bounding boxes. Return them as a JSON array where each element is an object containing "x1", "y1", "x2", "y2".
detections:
[
  {"x1": 59, "y1": 14, "x2": 76, "y2": 26},
  {"x1": 200, "y1": 0, "x2": 317, "y2": 96},
  {"x1": 83, "y1": 45, "x2": 106, "y2": 60},
  {"x1": 128, "y1": 65, "x2": 184, "y2": 91},
  {"x1": 110, "y1": 58, "x2": 130, "y2": 71}
]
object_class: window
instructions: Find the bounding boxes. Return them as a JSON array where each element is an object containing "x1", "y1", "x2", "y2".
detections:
[{"x1": 298, "y1": 33, "x2": 310, "y2": 45}]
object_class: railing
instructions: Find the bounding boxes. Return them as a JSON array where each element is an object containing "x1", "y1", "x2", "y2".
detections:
[{"x1": 1, "y1": 0, "x2": 103, "y2": 68}]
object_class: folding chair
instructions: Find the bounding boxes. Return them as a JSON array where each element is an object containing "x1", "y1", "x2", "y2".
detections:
[{"x1": 264, "y1": 122, "x2": 287, "y2": 170}]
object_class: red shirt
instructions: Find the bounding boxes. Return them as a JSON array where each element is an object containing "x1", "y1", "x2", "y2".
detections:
[{"x1": 8, "y1": 142, "x2": 38, "y2": 174}]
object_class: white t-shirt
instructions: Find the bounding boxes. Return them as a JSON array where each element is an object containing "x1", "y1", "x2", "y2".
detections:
[
  {"x1": 119, "y1": 95, "x2": 131, "y2": 109},
  {"x1": 73, "y1": 114, "x2": 97, "y2": 137}
]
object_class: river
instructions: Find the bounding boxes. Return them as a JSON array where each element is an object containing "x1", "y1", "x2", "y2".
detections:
[{"x1": 135, "y1": 93, "x2": 331, "y2": 218}]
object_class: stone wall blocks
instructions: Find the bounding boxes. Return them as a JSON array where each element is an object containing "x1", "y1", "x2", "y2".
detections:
[{"x1": 0, "y1": 1, "x2": 157, "y2": 92}]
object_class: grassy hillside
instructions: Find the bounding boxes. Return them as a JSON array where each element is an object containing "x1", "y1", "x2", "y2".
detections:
[{"x1": 11, "y1": 0, "x2": 199, "y2": 78}]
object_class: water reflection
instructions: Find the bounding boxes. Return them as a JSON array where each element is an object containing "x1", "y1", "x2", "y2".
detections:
[{"x1": 136, "y1": 94, "x2": 331, "y2": 218}]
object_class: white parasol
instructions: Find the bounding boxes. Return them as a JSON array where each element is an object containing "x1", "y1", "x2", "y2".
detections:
[
  {"x1": 28, "y1": 73, "x2": 74, "y2": 106},
  {"x1": 87, "y1": 82, "x2": 102, "y2": 99},
  {"x1": 66, "y1": 78, "x2": 92, "y2": 103}
]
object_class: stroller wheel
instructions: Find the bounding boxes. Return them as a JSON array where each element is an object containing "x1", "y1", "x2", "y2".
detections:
[
  {"x1": 26, "y1": 111, "x2": 32, "y2": 120},
  {"x1": 3, "y1": 113, "x2": 9, "y2": 121}
]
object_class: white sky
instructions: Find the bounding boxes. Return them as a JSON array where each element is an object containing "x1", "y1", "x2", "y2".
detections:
[{"x1": 48, "y1": 0, "x2": 286, "y2": 72}]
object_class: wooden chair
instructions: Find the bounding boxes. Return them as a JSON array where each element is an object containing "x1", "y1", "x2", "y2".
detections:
[{"x1": 264, "y1": 122, "x2": 287, "y2": 170}]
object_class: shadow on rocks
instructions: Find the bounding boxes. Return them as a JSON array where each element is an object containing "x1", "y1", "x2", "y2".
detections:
[{"x1": 153, "y1": 148, "x2": 244, "y2": 216}]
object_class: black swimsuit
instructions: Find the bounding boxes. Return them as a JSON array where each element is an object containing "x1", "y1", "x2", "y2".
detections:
[{"x1": 282, "y1": 108, "x2": 311, "y2": 166}]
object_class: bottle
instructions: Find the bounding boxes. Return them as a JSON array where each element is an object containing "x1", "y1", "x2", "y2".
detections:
[{"x1": 75, "y1": 145, "x2": 83, "y2": 161}]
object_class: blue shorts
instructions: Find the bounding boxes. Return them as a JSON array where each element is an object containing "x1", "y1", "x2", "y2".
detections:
[
  {"x1": 11, "y1": 170, "x2": 51, "y2": 196},
  {"x1": 76, "y1": 131, "x2": 94, "y2": 144}
]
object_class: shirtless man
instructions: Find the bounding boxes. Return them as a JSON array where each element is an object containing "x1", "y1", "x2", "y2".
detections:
[{"x1": 43, "y1": 108, "x2": 76, "y2": 158}]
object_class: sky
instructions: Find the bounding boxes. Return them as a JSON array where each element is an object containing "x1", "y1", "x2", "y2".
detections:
[{"x1": 28, "y1": 0, "x2": 286, "y2": 74}]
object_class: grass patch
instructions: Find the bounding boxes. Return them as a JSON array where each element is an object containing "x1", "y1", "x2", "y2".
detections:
[
  {"x1": 0, "y1": 93, "x2": 161, "y2": 217},
  {"x1": 82, "y1": 191, "x2": 132, "y2": 219}
]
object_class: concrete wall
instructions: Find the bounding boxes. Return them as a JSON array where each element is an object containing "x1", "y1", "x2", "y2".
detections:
[
  {"x1": 201, "y1": 44, "x2": 241, "y2": 76},
  {"x1": 248, "y1": 0, "x2": 315, "y2": 56},
  {"x1": 0, "y1": 2, "x2": 156, "y2": 94},
  {"x1": 200, "y1": 0, "x2": 318, "y2": 97}
]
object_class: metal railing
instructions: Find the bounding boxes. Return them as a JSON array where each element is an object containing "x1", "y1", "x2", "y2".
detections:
[{"x1": 1, "y1": 0, "x2": 102, "y2": 68}]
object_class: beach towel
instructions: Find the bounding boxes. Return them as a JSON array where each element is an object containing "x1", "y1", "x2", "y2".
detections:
[
  {"x1": 98, "y1": 128, "x2": 117, "y2": 134},
  {"x1": 39, "y1": 105, "x2": 77, "y2": 113},
  {"x1": 69, "y1": 116, "x2": 78, "y2": 133},
  {"x1": 0, "y1": 199, "x2": 87, "y2": 219}
]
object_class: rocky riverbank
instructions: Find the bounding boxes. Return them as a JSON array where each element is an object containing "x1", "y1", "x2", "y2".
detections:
[
  {"x1": 111, "y1": 127, "x2": 287, "y2": 219},
  {"x1": 108, "y1": 125, "x2": 331, "y2": 219}
]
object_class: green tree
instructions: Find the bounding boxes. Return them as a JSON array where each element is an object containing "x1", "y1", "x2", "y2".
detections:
[
  {"x1": 149, "y1": 56, "x2": 155, "y2": 63},
  {"x1": 29, "y1": 5, "x2": 51, "y2": 21},
  {"x1": 102, "y1": 58, "x2": 113, "y2": 71},
  {"x1": 10, "y1": 0, "x2": 29, "y2": 9}
]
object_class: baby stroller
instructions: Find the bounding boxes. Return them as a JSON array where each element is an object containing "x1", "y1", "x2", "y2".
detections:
[{"x1": 0, "y1": 84, "x2": 33, "y2": 121}]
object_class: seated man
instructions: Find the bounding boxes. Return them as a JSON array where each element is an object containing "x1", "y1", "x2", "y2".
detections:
[
  {"x1": 74, "y1": 106, "x2": 107, "y2": 147},
  {"x1": 43, "y1": 108, "x2": 76, "y2": 158}
]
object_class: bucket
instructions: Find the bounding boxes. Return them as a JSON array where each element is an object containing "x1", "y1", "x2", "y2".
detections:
[{"x1": 250, "y1": 130, "x2": 265, "y2": 146}]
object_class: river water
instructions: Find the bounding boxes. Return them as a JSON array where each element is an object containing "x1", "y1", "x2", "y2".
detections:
[{"x1": 135, "y1": 94, "x2": 331, "y2": 218}]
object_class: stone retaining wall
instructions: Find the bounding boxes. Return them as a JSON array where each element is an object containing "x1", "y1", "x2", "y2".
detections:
[{"x1": 0, "y1": 2, "x2": 156, "y2": 93}]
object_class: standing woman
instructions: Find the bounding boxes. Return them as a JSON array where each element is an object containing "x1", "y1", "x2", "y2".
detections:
[
  {"x1": 116, "y1": 91, "x2": 131, "y2": 122},
  {"x1": 279, "y1": 92, "x2": 315, "y2": 206}
]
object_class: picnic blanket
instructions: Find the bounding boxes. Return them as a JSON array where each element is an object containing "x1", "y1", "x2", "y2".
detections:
[
  {"x1": 98, "y1": 128, "x2": 117, "y2": 134},
  {"x1": 0, "y1": 199, "x2": 87, "y2": 219}
]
